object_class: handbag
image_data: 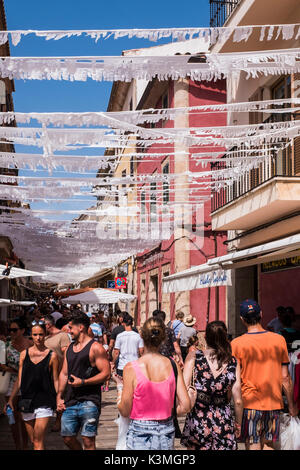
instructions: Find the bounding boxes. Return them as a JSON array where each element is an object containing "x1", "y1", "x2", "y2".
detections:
[
  {"x1": 280, "y1": 414, "x2": 300, "y2": 450},
  {"x1": 115, "y1": 415, "x2": 130, "y2": 450},
  {"x1": 0, "y1": 341, "x2": 11, "y2": 396},
  {"x1": 187, "y1": 366, "x2": 197, "y2": 409},
  {"x1": 169, "y1": 358, "x2": 182, "y2": 438},
  {"x1": 0, "y1": 370, "x2": 11, "y2": 395}
]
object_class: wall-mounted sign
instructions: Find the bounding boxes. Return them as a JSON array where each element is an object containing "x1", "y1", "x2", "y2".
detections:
[
  {"x1": 261, "y1": 256, "x2": 300, "y2": 273},
  {"x1": 140, "y1": 252, "x2": 164, "y2": 268},
  {"x1": 115, "y1": 277, "x2": 127, "y2": 289},
  {"x1": 163, "y1": 269, "x2": 231, "y2": 294},
  {"x1": 196, "y1": 269, "x2": 231, "y2": 289},
  {"x1": 107, "y1": 280, "x2": 115, "y2": 289}
]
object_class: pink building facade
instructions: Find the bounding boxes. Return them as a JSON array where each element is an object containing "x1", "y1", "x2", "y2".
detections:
[{"x1": 136, "y1": 78, "x2": 228, "y2": 330}]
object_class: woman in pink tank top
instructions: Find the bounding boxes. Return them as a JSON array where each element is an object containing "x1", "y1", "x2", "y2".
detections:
[{"x1": 113, "y1": 317, "x2": 191, "y2": 450}]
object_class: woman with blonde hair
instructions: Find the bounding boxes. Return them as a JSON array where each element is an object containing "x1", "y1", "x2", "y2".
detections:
[{"x1": 113, "y1": 317, "x2": 191, "y2": 450}]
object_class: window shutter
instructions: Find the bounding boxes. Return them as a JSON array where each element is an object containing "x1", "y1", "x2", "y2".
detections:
[
  {"x1": 294, "y1": 137, "x2": 300, "y2": 175},
  {"x1": 249, "y1": 88, "x2": 263, "y2": 125},
  {"x1": 293, "y1": 74, "x2": 300, "y2": 175}
]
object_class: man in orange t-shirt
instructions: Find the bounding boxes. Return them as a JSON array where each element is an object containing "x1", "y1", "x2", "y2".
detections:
[{"x1": 231, "y1": 299, "x2": 298, "y2": 450}]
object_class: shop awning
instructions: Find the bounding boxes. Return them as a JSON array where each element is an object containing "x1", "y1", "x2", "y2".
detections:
[
  {"x1": 0, "y1": 265, "x2": 45, "y2": 280},
  {"x1": 162, "y1": 264, "x2": 231, "y2": 293},
  {"x1": 163, "y1": 233, "x2": 300, "y2": 293},
  {"x1": 61, "y1": 287, "x2": 136, "y2": 305},
  {"x1": 54, "y1": 287, "x2": 95, "y2": 298},
  {"x1": 207, "y1": 233, "x2": 300, "y2": 269},
  {"x1": 79, "y1": 268, "x2": 114, "y2": 288}
]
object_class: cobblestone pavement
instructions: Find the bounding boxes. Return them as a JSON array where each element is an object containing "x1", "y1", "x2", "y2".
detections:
[{"x1": 0, "y1": 383, "x2": 244, "y2": 450}]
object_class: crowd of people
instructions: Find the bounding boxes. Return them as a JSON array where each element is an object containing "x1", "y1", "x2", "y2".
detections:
[{"x1": 0, "y1": 297, "x2": 299, "y2": 451}]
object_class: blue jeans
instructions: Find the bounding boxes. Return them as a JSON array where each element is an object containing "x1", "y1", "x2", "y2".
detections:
[
  {"x1": 126, "y1": 417, "x2": 175, "y2": 450},
  {"x1": 61, "y1": 401, "x2": 100, "y2": 437}
]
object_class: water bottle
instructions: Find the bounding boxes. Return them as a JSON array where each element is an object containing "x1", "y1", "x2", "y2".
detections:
[{"x1": 6, "y1": 405, "x2": 15, "y2": 425}]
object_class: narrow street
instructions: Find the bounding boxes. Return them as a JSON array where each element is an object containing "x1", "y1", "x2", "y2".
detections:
[
  {"x1": 0, "y1": 0, "x2": 299, "y2": 453},
  {"x1": 0, "y1": 383, "x2": 185, "y2": 450}
]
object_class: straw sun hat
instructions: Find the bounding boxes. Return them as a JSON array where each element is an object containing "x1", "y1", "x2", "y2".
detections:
[{"x1": 184, "y1": 315, "x2": 196, "y2": 327}]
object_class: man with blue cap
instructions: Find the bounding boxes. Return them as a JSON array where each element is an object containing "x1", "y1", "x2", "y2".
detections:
[{"x1": 231, "y1": 299, "x2": 298, "y2": 451}]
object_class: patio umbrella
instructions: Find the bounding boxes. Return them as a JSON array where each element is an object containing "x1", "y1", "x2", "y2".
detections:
[
  {"x1": 0, "y1": 264, "x2": 45, "y2": 280},
  {"x1": 61, "y1": 288, "x2": 136, "y2": 305}
]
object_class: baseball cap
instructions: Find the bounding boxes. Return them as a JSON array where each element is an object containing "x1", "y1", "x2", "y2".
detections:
[{"x1": 240, "y1": 299, "x2": 261, "y2": 318}]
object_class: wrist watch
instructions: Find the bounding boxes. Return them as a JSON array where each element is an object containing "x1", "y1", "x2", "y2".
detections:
[{"x1": 81, "y1": 379, "x2": 85, "y2": 386}]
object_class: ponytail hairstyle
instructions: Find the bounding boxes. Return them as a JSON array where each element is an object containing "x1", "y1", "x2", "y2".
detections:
[
  {"x1": 187, "y1": 334, "x2": 199, "y2": 349},
  {"x1": 141, "y1": 317, "x2": 166, "y2": 349},
  {"x1": 205, "y1": 321, "x2": 232, "y2": 370}
]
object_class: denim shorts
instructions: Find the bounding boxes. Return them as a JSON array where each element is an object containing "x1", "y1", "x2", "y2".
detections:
[
  {"x1": 126, "y1": 417, "x2": 175, "y2": 450},
  {"x1": 61, "y1": 401, "x2": 100, "y2": 437}
]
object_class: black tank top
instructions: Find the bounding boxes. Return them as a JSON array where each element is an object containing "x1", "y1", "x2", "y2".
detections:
[
  {"x1": 21, "y1": 349, "x2": 56, "y2": 411},
  {"x1": 65, "y1": 339, "x2": 101, "y2": 409}
]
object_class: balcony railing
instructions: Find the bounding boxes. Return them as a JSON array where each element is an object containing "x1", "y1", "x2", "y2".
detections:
[
  {"x1": 211, "y1": 141, "x2": 294, "y2": 213},
  {"x1": 210, "y1": 0, "x2": 241, "y2": 28}
]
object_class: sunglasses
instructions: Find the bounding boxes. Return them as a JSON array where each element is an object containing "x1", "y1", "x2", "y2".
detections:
[
  {"x1": 8, "y1": 328, "x2": 19, "y2": 333},
  {"x1": 31, "y1": 320, "x2": 45, "y2": 326}
]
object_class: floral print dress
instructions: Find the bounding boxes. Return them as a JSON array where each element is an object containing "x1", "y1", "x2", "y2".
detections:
[
  {"x1": 6, "y1": 341, "x2": 21, "y2": 396},
  {"x1": 181, "y1": 350, "x2": 238, "y2": 450}
]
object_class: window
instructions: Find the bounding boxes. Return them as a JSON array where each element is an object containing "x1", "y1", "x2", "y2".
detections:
[
  {"x1": 130, "y1": 156, "x2": 134, "y2": 178},
  {"x1": 122, "y1": 169, "x2": 126, "y2": 188},
  {"x1": 149, "y1": 274, "x2": 159, "y2": 311},
  {"x1": 249, "y1": 88, "x2": 264, "y2": 125},
  {"x1": 141, "y1": 190, "x2": 146, "y2": 223},
  {"x1": 150, "y1": 182, "x2": 157, "y2": 222},
  {"x1": 162, "y1": 162, "x2": 169, "y2": 204},
  {"x1": 271, "y1": 76, "x2": 291, "y2": 122},
  {"x1": 162, "y1": 91, "x2": 169, "y2": 109}
]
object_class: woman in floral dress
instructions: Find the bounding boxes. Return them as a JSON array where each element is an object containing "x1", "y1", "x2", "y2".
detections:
[{"x1": 181, "y1": 321, "x2": 243, "y2": 450}]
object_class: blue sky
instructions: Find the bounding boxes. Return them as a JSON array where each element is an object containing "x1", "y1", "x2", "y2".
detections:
[{"x1": 4, "y1": 0, "x2": 210, "y2": 220}]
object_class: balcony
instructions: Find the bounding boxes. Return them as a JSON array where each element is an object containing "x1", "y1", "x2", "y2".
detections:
[
  {"x1": 209, "y1": 0, "x2": 241, "y2": 28},
  {"x1": 210, "y1": 138, "x2": 300, "y2": 231}
]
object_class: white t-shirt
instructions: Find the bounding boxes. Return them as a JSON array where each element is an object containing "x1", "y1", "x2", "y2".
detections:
[{"x1": 114, "y1": 330, "x2": 144, "y2": 371}]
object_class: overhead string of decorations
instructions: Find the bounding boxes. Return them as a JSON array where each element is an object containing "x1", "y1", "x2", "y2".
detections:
[
  {"x1": 0, "y1": 24, "x2": 298, "y2": 281},
  {"x1": 0, "y1": 23, "x2": 299, "y2": 46},
  {"x1": 0, "y1": 48, "x2": 300, "y2": 82}
]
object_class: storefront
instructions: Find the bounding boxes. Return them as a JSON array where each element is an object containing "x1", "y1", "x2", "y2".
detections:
[
  {"x1": 136, "y1": 243, "x2": 174, "y2": 324},
  {"x1": 163, "y1": 264, "x2": 230, "y2": 331},
  {"x1": 259, "y1": 256, "x2": 300, "y2": 327},
  {"x1": 163, "y1": 233, "x2": 300, "y2": 335},
  {"x1": 209, "y1": 233, "x2": 300, "y2": 335}
]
